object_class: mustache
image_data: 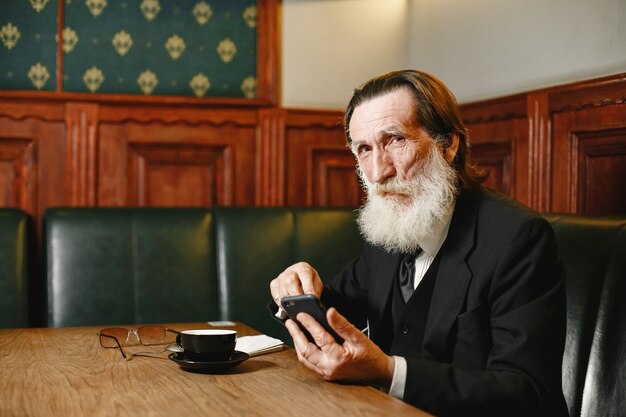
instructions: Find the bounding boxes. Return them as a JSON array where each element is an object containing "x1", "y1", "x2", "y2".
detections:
[
  {"x1": 367, "y1": 179, "x2": 415, "y2": 196},
  {"x1": 356, "y1": 166, "x2": 417, "y2": 197}
]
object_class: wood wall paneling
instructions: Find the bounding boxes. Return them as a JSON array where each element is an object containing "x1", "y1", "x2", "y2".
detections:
[
  {"x1": 0, "y1": 110, "x2": 65, "y2": 222},
  {"x1": 470, "y1": 141, "x2": 513, "y2": 196},
  {"x1": 127, "y1": 142, "x2": 230, "y2": 207},
  {"x1": 256, "y1": 0, "x2": 281, "y2": 106},
  {"x1": 462, "y1": 95, "x2": 527, "y2": 205},
  {"x1": 256, "y1": 108, "x2": 286, "y2": 206},
  {"x1": 526, "y1": 93, "x2": 551, "y2": 212},
  {"x1": 284, "y1": 110, "x2": 362, "y2": 208},
  {"x1": 575, "y1": 130, "x2": 626, "y2": 215},
  {"x1": 462, "y1": 73, "x2": 626, "y2": 215},
  {"x1": 1, "y1": 73, "x2": 626, "y2": 248},
  {"x1": 0, "y1": 137, "x2": 35, "y2": 212},
  {"x1": 98, "y1": 110, "x2": 257, "y2": 208},
  {"x1": 311, "y1": 149, "x2": 362, "y2": 207},
  {"x1": 65, "y1": 103, "x2": 98, "y2": 206},
  {"x1": 551, "y1": 104, "x2": 626, "y2": 214}
]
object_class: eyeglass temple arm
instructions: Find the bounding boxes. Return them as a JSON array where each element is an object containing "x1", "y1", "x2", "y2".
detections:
[{"x1": 99, "y1": 333, "x2": 127, "y2": 359}]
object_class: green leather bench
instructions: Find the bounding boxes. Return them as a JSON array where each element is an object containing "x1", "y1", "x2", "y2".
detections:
[
  {"x1": 45, "y1": 208, "x2": 218, "y2": 327},
  {"x1": 213, "y1": 207, "x2": 362, "y2": 341},
  {"x1": 544, "y1": 214, "x2": 626, "y2": 417},
  {"x1": 44, "y1": 207, "x2": 362, "y2": 342},
  {"x1": 0, "y1": 208, "x2": 30, "y2": 328}
]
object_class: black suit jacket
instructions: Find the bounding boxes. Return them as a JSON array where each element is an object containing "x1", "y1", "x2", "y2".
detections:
[{"x1": 322, "y1": 188, "x2": 568, "y2": 417}]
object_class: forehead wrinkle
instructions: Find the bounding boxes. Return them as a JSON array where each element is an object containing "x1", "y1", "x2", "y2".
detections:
[{"x1": 349, "y1": 87, "x2": 417, "y2": 143}]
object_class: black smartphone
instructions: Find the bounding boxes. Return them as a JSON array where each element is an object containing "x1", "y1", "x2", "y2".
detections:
[{"x1": 280, "y1": 294, "x2": 343, "y2": 344}]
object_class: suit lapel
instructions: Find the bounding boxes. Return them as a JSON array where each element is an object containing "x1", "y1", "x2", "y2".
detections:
[
  {"x1": 422, "y1": 189, "x2": 479, "y2": 361},
  {"x1": 369, "y1": 250, "x2": 401, "y2": 343}
]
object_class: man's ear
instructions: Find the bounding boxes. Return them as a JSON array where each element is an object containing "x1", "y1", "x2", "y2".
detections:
[{"x1": 444, "y1": 134, "x2": 460, "y2": 164}]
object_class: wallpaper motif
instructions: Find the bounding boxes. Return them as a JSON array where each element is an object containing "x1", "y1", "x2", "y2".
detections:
[
  {"x1": 0, "y1": 0, "x2": 258, "y2": 99},
  {"x1": 0, "y1": 0, "x2": 58, "y2": 91}
]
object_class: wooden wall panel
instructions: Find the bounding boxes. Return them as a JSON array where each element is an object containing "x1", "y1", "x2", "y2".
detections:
[
  {"x1": 311, "y1": 149, "x2": 362, "y2": 207},
  {"x1": 462, "y1": 73, "x2": 626, "y2": 215},
  {"x1": 0, "y1": 112, "x2": 65, "y2": 222},
  {"x1": 127, "y1": 143, "x2": 229, "y2": 207},
  {"x1": 1, "y1": 72, "x2": 625, "y2": 242},
  {"x1": 551, "y1": 105, "x2": 626, "y2": 214},
  {"x1": 98, "y1": 112, "x2": 257, "y2": 208},
  {"x1": 462, "y1": 95, "x2": 528, "y2": 204},
  {"x1": 576, "y1": 131, "x2": 626, "y2": 215},
  {"x1": 283, "y1": 110, "x2": 362, "y2": 208},
  {"x1": 0, "y1": 138, "x2": 35, "y2": 211},
  {"x1": 470, "y1": 141, "x2": 512, "y2": 196}
]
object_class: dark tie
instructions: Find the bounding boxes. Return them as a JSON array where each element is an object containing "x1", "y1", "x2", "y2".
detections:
[{"x1": 398, "y1": 249, "x2": 422, "y2": 303}]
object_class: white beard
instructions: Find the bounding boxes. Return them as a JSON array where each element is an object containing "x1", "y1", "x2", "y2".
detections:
[{"x1": 356, "y1": 143, "x2": 459, "y2": 254}]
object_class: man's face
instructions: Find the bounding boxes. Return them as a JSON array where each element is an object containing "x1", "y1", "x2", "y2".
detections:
[
  {"x1": 349, "y1": 87, "x2": 460, "y2": 254},
  {"x1": 349, "y1": 87, "x2": 457, "y2": 205}
]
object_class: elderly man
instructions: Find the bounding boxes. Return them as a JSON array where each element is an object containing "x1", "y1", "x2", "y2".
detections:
[{"x1": 269, "y1": 70, "x2": 568, "y2": 417}]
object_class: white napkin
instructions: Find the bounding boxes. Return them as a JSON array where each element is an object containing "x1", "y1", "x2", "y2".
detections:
[{"x1": 235, "y1": 335, "x2": 284, "y2": 357}]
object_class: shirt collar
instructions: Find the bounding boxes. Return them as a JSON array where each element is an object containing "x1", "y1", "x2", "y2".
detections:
[{"x1": 417, "y1": 202, "x2": 455, "y2": 256}]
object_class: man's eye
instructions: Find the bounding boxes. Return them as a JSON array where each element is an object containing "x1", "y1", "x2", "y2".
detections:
[
  {"x1": 356, "y1": 145, "x2": 371, "y2": 154},
  {"x1": 390, "y1": 136, "x2": 405, "y2": 144}
]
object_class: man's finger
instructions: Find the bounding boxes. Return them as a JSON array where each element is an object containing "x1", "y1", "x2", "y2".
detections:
[
  {"x1": 290, "y1": 262, "x2": 318, "y2": 295},
  {"x1": 296, "y1": 312, "x2": 338, "y2": 349},
  {"x1": 326, "y1": 307, "x2": 364, "y2": 345},
  {"x1": 276, "y1": 270, "x2": 304, "y2": 298},
  {"x1": 285, "y1": 318, "x2": 314, "y2": 353}
]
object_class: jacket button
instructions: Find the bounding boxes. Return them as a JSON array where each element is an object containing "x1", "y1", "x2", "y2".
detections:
[{"x1": 401, "y1": 325, "x2": 409, "y2": 334}]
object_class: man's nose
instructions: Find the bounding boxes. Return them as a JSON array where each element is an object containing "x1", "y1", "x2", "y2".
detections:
[{"x1": 369, "y1": 148, "x2": 395, "y2": 184}]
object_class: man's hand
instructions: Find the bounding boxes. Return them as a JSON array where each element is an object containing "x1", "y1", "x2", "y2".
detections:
[
  {"x1": 285, "y1": 307, "x2": 395, "y2": 389},
  {"x1": 270, "y1": 262, "x2": 324, "y2": 306}
]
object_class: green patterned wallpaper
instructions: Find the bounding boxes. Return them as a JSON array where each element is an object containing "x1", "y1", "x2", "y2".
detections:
[
  {"x1": 0, "y1": 0, "x2": 258, "y2": 99},
  {"x1": 0, "y1": 0, "x2": 58, "y2": 91}
]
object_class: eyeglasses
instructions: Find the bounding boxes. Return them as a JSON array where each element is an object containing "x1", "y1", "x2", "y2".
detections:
[{"x1": 98, "y1": 326, "x2": 180, "y2": 359}]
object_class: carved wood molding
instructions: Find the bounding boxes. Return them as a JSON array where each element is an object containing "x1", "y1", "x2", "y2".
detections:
[
  {"x1": 549, "y1": 73, "x2": 626, "y2": 114},
  {"x1": 461, "y1": 94, "x2": 528, "y2": 124},
  {"x1": 527, "y1": 93, "x2": 551, "y2": 212},
  {"x1": 98, "y1": 105, "x2": 258, "y2": 127},
  {"x1": 461, "y1": 73, "x2": 626, "y2": 122},
  {"x1": 256, "y1": 108, "x2": 286, "y2": 206},
  {"x1": 0, "y1": 101, "x2": 65, "y2": 122},
  {"x1": 285, "y1": 109, "x2": 345, "y2": 130},
  {"x1": 65, "y1": 103, "x2": 99, "y2": 206}
]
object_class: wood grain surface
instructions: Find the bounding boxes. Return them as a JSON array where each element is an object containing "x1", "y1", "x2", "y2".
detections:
[{"x1": 0, "y1": 323, "x2": 431, "y2": 417}]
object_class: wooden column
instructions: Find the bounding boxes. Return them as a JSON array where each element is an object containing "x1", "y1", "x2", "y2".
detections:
[{"x1": 65, "y1": 102, "x2": 99, "y2": 206}]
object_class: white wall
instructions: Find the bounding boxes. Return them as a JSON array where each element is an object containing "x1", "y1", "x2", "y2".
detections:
[
  {"x1": 408, "y1": 0, "x2": 626, "y2": 103},
  {"x1": 281, "y1": 0, "x2": 409, "y2": 109},
  {"x1": 281, "y1": 0, "x2": 626, "y2": 107}
]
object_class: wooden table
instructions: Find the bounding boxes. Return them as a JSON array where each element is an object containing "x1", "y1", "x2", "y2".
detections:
[{"x1": 0, "y1": 322, "x2": 432, "y2": 417}]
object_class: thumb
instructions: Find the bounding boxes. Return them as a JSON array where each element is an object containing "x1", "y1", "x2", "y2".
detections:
[{"x1": 327, "y1": 307, "x2": 363, "y2": 344}]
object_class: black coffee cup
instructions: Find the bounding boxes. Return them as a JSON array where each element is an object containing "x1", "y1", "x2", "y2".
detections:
[{"x1": 176, "y1": 329, "x2": 237, "y2": 362}]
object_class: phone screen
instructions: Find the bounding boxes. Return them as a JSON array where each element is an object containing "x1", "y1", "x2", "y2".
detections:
[{"x1": 280, "y1": 294, "x2": 343, "y2": 344}]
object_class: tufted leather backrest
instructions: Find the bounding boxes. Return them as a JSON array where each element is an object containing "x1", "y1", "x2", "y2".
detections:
[
  {"x1": 0, "y1": 209, "x2": 29, "y2": 328},
  {"x1": 544, "y1": 214, "x2": 626, "y2": 417},
  {"x1": 45, "y1": 208, "x2": 218, "y2": 327},
  {"x1": 213, "y1": 207, "x2": 363, "y2": 341}
]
